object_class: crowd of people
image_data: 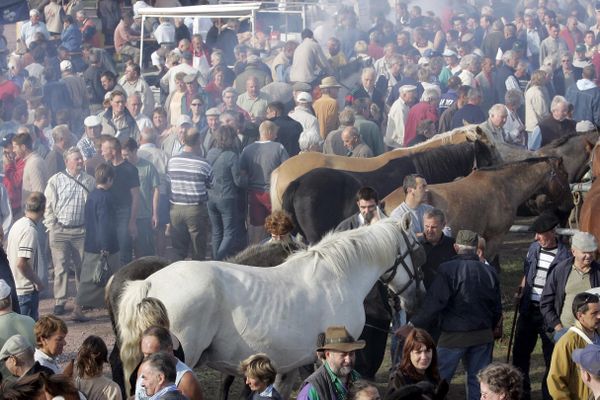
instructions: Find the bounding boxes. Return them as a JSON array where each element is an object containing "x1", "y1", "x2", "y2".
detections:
[{"x1": 0, "y1": 0, "x2": 598, "y2": 398}]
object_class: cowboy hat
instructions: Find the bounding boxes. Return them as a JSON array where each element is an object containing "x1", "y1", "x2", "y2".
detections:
[
  {"x1": 317, "y1": 326, "x2": 366, "y2": 352},
  {"x1": 320, "y1": 76, "x2": 341, "y2": 89}
]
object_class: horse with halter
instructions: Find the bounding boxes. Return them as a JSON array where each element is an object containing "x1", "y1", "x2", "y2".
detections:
[
  {"x1": 580, "y1": 140, "x2": 600, "y2": 244},
  {"x1": 383, "y1": 157, "x2": 573, "y2": 258},
  {"x1": 282, "y1": 139, "x2": 501, "y2": 243},
  {"x1": 270, "y1": 125, "x2": 487, "y2": 211},
  {"x1": 113, "y1": 217, "x2": 426, "y2": 397}
]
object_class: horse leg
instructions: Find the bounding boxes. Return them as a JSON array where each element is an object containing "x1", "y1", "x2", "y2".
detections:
[
  {"x1": 220, "y1": 374, "x2": 235, "y2": 400},
  {"x1": 275, "y1": 369, "x2": 299, "y2": 400},
  {"x1": 109, "y1": 342, "x2": 126, "y2": 397}
]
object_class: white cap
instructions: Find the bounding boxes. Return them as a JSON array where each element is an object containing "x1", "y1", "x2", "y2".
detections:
[
  {"x1": 177, "y1": 115, "x2": 192, "y2": 127},
  {"x1": 442, "y1": 49, "x2": 457, "y2": 57},
  {"x1": 296, "y1": 92, "x2": 312, "y2": 103},
  {"x1": 59, "y1": 60, "x2": 72, "y2": 72},
  {"x1": 399, "y1": 85, "x2": 417, "y2": 94},
  {"x1": 0, "y1": 279, "x2": 10, "y2": 299},
  {"x1": 418, "y1": 57, "x2": 430, "y2": 65},
  {"x1": 84, "y1": 115, "x2": 102, "y2": 127},
  {"x1": 30, "y1": 9, "x2": 41, "y2": 17}
]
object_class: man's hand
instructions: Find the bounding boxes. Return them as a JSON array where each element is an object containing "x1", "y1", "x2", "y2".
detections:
[
  {"x1": 152, "y1": 215, "x2": 159, "y2": 230},
  {"x1": 128, "y1": 220, "x2": 138, "y2": 238},
  {"x1": 514, "y1": 286, "x2": 523, "y2": 300},
  {"x1": 34, "y1": 281, "x2": 45, "y2": 293}
]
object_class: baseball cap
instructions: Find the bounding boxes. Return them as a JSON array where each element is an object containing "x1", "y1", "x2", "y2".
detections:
[
  {"x1": 0, "y1": 335, "x2": 33, "y2": 360},
  {"x1": 296, "y1": 92, "x2": 312, "y2": 103},
  {"x1": 0, "y1": 279, "x2": 10, "y2": 299},
  {"x1": 0, "y1": 133, "x2": 15, "y2": 148},
  {"x1": 177, "y1": 115, "x2": 193, "y2": 127},
  {"x1": 573, "y1": 344, "x2": 600, "y2": 376},
  {"x1": 576, "y1": 43, "x2": 587, "y2": 53},
  {"x1": 84, "y1": 115, "x2": 102, "y2": 128},
  {"x1": 59, "y1": 60, "x2": 73, "y2": 72}
]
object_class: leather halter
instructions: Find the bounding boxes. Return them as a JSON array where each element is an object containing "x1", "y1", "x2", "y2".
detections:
[{"x1": 379, "y1": 228, "x2": 424, "y2": 297}]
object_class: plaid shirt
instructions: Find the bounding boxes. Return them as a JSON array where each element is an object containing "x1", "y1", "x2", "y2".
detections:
[
  {"x1": 43, "y1": 170, "x2": 96, "y2": 228},
  {"x1": 77, "y1": 136, "x2": 97, "y2": 161}
]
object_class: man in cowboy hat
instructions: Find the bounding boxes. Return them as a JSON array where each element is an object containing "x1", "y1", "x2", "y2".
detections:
[
  {"x1": 314, "y1": 76, "x2": 341, "y2": 140},
  {"x1": 297, "y1": 325, "x2": 364, "y2": 400}
]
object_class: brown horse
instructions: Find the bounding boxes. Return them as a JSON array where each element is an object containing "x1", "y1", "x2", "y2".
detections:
[
  {"x1": 579, "y1": 141, "x2": 600, "y2": 242},
  {"x1": 270, "y1": 125, "x2": 485, "y2": 210},
  {"x1": 382, "y1": 157, "x2": 572, "y2": 257}
]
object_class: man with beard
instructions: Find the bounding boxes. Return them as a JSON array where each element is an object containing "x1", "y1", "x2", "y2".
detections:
[{"x1": 297, "y1": 326, "x2": 364, "y2": 400}]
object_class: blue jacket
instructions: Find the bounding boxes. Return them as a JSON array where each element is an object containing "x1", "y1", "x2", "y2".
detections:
[
  {"x1": 540, "y1": 258, "x2": 600, "y2": 331},
  {"x1": 411, "y1": 253, "x2": 502, "y2": 333},
  {"x1": 565, "y1": 84, "x2": 600, "y2": 127},
  {"x1": 61, "y1": 24, "x2": 82, "y2": 52},
  {"x1": 519, "y1": 241, "x2": 571, "y2": 315}
]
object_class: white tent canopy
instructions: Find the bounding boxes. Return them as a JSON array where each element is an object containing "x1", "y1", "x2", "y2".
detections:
[
  {"x1": 136, "y1": 2, "x2": 263, "y2": 18},
  {"x1": 137, "y1": 3, "x2": 263, "y2": 68}
]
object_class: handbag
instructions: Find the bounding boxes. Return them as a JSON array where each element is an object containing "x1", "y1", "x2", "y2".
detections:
[{"x1": 91, "y1": 254, "x2": 111, "y2": 286}]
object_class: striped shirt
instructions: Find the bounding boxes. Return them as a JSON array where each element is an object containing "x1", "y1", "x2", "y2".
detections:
[
  {"x1": 531, "y1": 246, "x2": 558, "y2": 303},
  {"x1": 166, "y1": 152, "x2": 213, "y2": 205}
]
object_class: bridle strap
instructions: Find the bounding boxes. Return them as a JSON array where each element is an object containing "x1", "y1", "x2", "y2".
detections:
[{"x1": 379, "y1": 229, "x2": 423, "y2": 297}]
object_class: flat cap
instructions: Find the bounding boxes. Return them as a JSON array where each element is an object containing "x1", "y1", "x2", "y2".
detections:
[
  {"x1": 0, "y1": 335, "x2": 32, "y2": 360},
  {"x1": 532, "y1": 212, "x2": 559, "y2": 234},
  {"x1": 572, "y1": 232, "x2": 598, "y2": 252},
  {"x1": 205, "y1": 107, "x2": 221, "y2": 117},
  {"x1": 0, "y1": 279, "x2": 10, "y2": 299},
  {"x1": 455, "y1": 230, "x2": 478, "y2": 247},
  {"x1": 292, "y1": 82, "x2": 312, "y2": 92},
  {"x1": 84, "y1": 115, "x2": 102, "y2": 127}
]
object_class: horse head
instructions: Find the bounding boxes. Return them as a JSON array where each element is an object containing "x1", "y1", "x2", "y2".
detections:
[
  {"x1": 543, "y1": 157, "x2": 574, "y2": 213},
  {"x1": 473, "y1": 138, "x2": 503, "y2": 169},
  {"x1": 381, "y1": 215, "x2": 426, "y2": 315}
]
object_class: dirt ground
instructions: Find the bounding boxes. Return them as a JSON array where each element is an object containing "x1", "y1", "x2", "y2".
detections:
[{"x1": 45, "y1": 218, "x2": 542, "y2": 400}]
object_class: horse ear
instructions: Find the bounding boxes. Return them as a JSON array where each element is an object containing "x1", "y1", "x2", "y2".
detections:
[
  {"x1": 401, "y1": 213, "x2": 412, "y2": 232},
  {"x1": 584, "y1": 139, "x2": 595, "y2": 154}
]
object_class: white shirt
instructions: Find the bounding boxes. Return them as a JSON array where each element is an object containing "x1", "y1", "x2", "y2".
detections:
[
  {"x1": 153, "y1": 22, "x2": 176, "y2": 44},
  {"x1": 34, "y1": 348, "x2": 60, "y2": 373}
]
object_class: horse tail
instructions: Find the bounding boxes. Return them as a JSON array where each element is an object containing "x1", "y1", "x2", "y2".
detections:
[
  {"x1": 281, "y1": 178, "x2": 304, "y2": 238},
  {"x1": 117, "y1": 279, "x2": 152, "y2": 396},
  {"x1": 270, "y1": 166, "x2": 282, "y2": 211}
]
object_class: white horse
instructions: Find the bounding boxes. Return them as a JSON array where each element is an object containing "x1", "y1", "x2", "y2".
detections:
[{"x1": 116, "y1": 216, "x2": 425, "y2": 396}]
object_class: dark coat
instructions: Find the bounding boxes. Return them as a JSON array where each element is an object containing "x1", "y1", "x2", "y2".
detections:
[
  {"x1": 520, "y1": 240, "x2": 571, "y2": 315},
  {"x1": 421, "y1": 235, "x2": 456, "y2": 290},
  {"x1": 540, "y1": 258, "x2": 600, "y2": 331},
  {"x1": 270, "y1": 115, "x2": 302, "y2": 157},
  {"x1": 411, "y1": 253, "x2": 502, "y2": 333}
]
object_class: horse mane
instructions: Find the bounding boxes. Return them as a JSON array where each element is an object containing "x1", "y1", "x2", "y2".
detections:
[
  {"x1": 227, "y1": 240, "x2": 305, "y2": 267},
  {"x1": 285, "y1": 219, "x2": 401, "y2": 279},
  {"x1": 545, "y1": 131, "x2": 595, "y2": 148},
  {"x1": 425, "y1": 124, "x2": 479, "y2": 144},
  {"x1": 476, "y1": 156, "x2": 553, "y2": 171},
  {"x1": 411, "y1": 141, "x2": 476, "y2": 183},
  {"x1": 117, "y1": 280, "x2": 152, "y2": 396}
]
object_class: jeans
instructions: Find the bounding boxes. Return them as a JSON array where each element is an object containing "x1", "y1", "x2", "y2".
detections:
[
  {"x1": 18, "y1": 291, "x2": 39, "y2": 321},
  {"x1": 437, "y1": 342, "x2": 493, "y2": 400},
  {"x1": 207, "y1": 198, "x2": 237, "y2": 260},
  {"x1": 115, "y1": 206, "x2": 133, "y2": 265},
  {"x1": 512, "y1": 304, "x2": 554, "y2": 400}
]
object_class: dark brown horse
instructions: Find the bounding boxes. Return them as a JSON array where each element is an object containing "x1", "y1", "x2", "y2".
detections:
[
  {"x1": 579, "y1": 141, "x2": 600, "y2": 243},
  {"x1": 282, "y1": 140, "x2": 501, "y2": 243}
]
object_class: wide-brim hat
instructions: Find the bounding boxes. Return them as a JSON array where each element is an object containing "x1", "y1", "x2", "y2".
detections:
[
  {"x1": 532, "y1": 212, "x2": 559, "y2": 234},
  {"x1": 317, "y1": 326, "x2": 366, "y2": 352},
  {"x1": 320, "y1": 76, "x2": 341, "y2": 89}
]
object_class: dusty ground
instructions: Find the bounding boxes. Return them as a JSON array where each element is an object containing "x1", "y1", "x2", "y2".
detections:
[{"x1": 46, "y1": 219, "x2": 543, "y2": 400}]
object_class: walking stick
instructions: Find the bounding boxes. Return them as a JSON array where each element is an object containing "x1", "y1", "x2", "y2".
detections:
[{"x1": 506, "y1": 288, "x2": 521, "y2": 363}]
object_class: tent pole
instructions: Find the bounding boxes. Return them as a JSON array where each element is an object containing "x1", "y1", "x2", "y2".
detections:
[{"x1": 139, "y1": 16, "x2": 145, "y2": 70}]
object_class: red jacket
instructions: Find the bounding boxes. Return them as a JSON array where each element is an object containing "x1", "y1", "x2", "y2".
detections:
[
  {"x1": 3, "y1": 158, "x2": 25, "y2": 212},
  {"x1": 404, "y1": 102, "x2": 438, "y2": 146}
]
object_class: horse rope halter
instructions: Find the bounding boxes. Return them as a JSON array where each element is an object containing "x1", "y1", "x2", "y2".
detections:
[{"x1": 379, "y1": 228, "x2": 424, "y2": 297}]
